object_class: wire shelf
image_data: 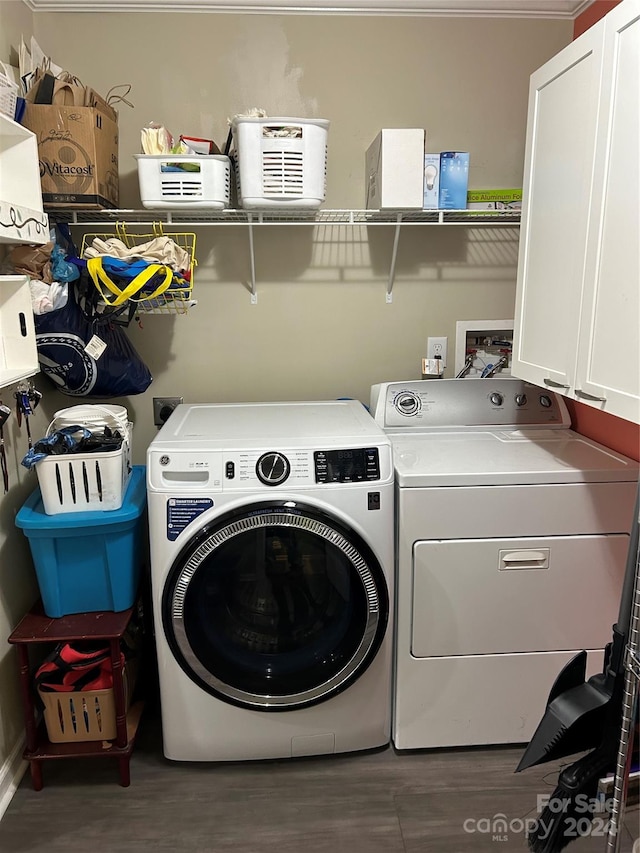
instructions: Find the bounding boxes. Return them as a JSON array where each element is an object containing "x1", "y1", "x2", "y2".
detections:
[{"x1": 50, "y1": 208, "x2": 521, "y2": 227}]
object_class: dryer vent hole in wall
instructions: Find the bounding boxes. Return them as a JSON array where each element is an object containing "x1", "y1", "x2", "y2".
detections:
[{"x1": 153, "y1": 397, "x2": 183, "y2": 428}]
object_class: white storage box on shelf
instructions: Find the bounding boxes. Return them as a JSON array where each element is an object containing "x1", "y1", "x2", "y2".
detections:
[
  {"x1": 231, "y1": 116, "x2": 329, "y2": 209},
  {"x1": 365, "y1": 128, "x2": 425, "y2": 210},
  {"x1": 135, "y1": 154, "x2": 231, "y2": 210},
  {"x1": 36, "y1": 405, "x2": 133, "y2": 515}
]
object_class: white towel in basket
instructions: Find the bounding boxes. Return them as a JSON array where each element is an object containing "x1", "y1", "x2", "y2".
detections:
[{"x1": 84, "y1": 236, "x2": 190, "y2": 271}]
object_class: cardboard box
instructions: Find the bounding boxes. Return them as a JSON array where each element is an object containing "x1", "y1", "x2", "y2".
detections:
[
  {"x1": 365, "y1": 129, "x2": 425, "y2": 209},
  {"x1": 439, "y1": 152, "x2": 469, "y2": 210},
  {"x1": 423, "y1": 153, "x2": 440, "y2": 210},
  {"x1": 467, "y1": 188, "x2": 522, "y2": 210},
  {"x1": 22, "y1": 103, "x2": 119, "y2": 209}
]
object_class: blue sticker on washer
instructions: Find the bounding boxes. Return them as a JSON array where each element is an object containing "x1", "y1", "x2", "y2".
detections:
[{"x1": 167, "y1": 498, "x2": 214, "y2": 541}]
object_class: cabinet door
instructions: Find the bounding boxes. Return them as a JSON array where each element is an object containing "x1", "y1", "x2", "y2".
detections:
[
  {"x1": 0, "y1": 275, "x2": 39, "y2": 389},
  {"x1": 512, "y1": 26, "x2": 605, "y2": 392},
  {"x1": 575, "y1": 0, "x2": 640, "y2": 423}
]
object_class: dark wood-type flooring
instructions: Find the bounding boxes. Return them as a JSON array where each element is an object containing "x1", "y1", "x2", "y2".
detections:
[{"x1": 0, "y1": 699, "x2": 637, "y2": 853}]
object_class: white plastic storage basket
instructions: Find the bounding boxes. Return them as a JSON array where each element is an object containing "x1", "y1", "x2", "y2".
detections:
[
  {"x1": 135, "y1": 154, "x2": 231, "y2": 209},
  {"x1": 0, "y1": 72, "x2": 18, "y2": 120},
  {"x1": 36, "y1": 405, "x2": 133, "y2": 515},
  {"x1": 231, "y1": 117, "x2": 329, "y2": 209}
]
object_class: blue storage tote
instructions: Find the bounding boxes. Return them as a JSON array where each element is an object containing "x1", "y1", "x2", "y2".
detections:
[{"x1": 16, "y1": 466, "x2": 147, "y2": 618}]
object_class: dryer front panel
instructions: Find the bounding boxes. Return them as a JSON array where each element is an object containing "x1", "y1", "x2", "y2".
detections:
[{"x1": 162, "y1": 500, "x2": 389, "y2": 711}]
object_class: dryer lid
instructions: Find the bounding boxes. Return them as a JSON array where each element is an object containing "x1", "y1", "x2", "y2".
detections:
[{"x1": 391, "y1": 429, "x2": 639, "y2": 487}]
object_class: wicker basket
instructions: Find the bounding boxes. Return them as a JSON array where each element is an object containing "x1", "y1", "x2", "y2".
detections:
[{"x1": 39, "y1": 662, "x2": 136, "y2": 743}]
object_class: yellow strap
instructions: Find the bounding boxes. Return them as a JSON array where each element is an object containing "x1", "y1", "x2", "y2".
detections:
[{"x1": 86, "y1": 257, "x2": 173, "y2": 306}]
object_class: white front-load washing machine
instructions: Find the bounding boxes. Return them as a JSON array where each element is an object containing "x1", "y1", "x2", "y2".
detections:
[{"x1": 147, "y1": 399, "x2": 394, "y2": 761}]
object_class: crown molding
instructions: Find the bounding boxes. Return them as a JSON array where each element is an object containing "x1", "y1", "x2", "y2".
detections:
[{"x1": 23, "y1": 0, "x2": 594, "y2": 18}]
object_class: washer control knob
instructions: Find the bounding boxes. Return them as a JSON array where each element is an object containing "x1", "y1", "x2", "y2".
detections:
[
  {"x1": 489, "y1": 392, "x2": 504, "y2": 407},
  {"x1": 515, "y1": 393, "x2": 528, "y2": 407},
  {"x1": 539, "y1": 394, "x2": 553, "y2": 408},
  {"x1": 256, "y1": 452, "x2": 291, "y2": 486},
  {"x1": 394, "y1": 392, "x2": 421, "y2": 417}
]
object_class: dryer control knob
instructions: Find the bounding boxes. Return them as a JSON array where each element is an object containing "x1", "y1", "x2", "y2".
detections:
[
  {"x1": 394, "y1": 392, "x2": 421, "y2": 417},
  {"x1": 489, "y1": 392, "x2": 504, "y2": 407},
  {"x1": 256, "y1": 452, "x2": 291, "y2": 486},
  {"x1": 539, "y1": 395, "x2": 553, "y2": 408},
  {"x1": 515, "y1": 393, "x2": 528, "y2": 407}
]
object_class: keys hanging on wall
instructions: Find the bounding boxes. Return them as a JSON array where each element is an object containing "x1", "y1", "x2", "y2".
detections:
[
  {"x1": 14, "y1": 382, "x2": 42, "y2": 452},
  {"x1": 0, "y1": 402, "x2": 10, "y2": 494}
]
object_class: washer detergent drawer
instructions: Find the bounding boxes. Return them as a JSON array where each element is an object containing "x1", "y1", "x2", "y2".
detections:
[{"x1": 411, "y1": 535, "x2": 628, "y2": 657}]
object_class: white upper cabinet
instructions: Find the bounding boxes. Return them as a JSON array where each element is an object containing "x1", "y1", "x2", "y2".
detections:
[
  {"x1": 512, "y1": 0, "x2": 640, "y2": 424},
  {"x1": 575, "y1": 0, "x2": 640, "y2": 422}
]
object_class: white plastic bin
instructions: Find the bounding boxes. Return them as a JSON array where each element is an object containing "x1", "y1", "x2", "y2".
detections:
[
  {"x1": 135, "y1": 154, "x2": 231, "y2": 210},
  {"x1": 231, "y1": 117, "x2": 329, "y2": 209},
  {"x1": 0, "y1": 72, "x2": 18, "y2": 120},
  {"x1": 36, "y1": 405, "x2": 133, "y2": 515}
]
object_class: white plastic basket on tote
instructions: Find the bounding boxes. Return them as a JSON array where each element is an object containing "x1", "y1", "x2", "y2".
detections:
[
  {"x1": 36, "y1": 405, "x2": 133, "y2": 515},
  {"x1": 231, "y1": 117, "x2": 329, "y2": 209}
]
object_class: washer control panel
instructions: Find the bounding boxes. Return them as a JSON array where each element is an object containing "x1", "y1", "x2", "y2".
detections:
[
  {"x1": 150, "y1": 445, "x2": 390, "y2": 491},
  {"x1": 371, "y1": 378, "x2": 570, "y2": 429},
  {"x1": 314, "y1": 448, "x2": 380, "y2": 483}
]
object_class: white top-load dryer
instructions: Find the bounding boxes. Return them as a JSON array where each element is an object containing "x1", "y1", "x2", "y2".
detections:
[
  {"x1": 147, "y1": 399, "x2": 394, "y2": 761},
  {"x1": 370, "y1": 378, "x2": 639, "y2": 750}
]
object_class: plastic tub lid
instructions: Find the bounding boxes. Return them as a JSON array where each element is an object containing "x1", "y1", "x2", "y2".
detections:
[
  {"x1": 15, "y1": 466, "x2": 146, "y2": 530},
  {"x1": 51, "y1": 404, "x2": 128, "y2": 426}
]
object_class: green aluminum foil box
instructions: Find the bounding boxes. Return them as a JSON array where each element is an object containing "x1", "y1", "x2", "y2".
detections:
[{"x1": 467, "y1": 189, "x2": 522, "y2": 210}]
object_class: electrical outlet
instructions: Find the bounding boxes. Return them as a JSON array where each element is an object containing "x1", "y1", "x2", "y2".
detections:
[
  {"x1": 153, "y1": 397, "x2": 183, "y2": 427},
  {"x1": 427, "y1": 336, "x2": 448, "y2": 368}
]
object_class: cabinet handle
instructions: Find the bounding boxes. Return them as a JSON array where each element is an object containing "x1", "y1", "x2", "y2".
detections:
[
  {"x1": 575, "y1": 389, "x2": 607, "y2": 402},
  {"x1": 543, "y1": 378, "x2": 570, "y2": 389}
]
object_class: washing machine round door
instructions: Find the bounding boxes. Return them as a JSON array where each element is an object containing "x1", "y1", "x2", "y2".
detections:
[{"x1": 162, "y1": 500, "x2": 389, "y2": 711}]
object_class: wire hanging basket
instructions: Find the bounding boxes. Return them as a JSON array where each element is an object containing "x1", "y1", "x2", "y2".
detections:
[{"x1": 80, "y1": 222, "x2": 197, "y2": 315}]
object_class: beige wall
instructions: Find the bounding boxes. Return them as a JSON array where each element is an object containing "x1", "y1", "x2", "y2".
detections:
[
  {"x1": 0, "y1": 4, "x2": 571, "y2": 808},
  {"x1": 0, "y1": 0, "x2": 32, "y2": 66},
  {"x1": 31, "y1": 11, "x2": 572, "y2": 460}
]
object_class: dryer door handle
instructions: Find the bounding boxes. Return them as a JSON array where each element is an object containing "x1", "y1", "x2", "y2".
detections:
[{"x1": 499, "y1": 549, "x2": 550, "y2": 570}]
